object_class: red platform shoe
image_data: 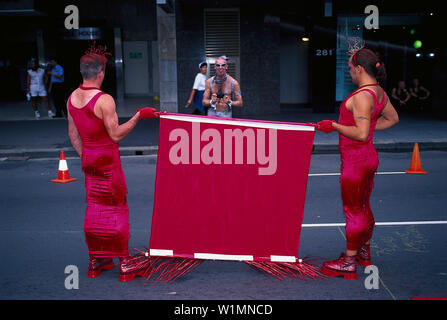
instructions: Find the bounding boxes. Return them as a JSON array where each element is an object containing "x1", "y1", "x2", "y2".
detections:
[
  {"x1": 356, "y1": 244, "x2": 372, "y2": 267},
  {"x1": 87, "y1": 257, "x2": 115, "y2": 278},
  {"x1": 119, "y1": 256, "x2": 144, "y2": 282},
  {"x1": 320, "y1": 253, "x2": 358, "y2": 280}
]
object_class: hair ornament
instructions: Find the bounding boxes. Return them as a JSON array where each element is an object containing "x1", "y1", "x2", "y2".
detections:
[{"x1": 347, "y1": 37, "x2": 365, "y2": 65}]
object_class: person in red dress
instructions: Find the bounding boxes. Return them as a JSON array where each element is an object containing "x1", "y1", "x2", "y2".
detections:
[
  {"x1": 67, "y1": 44, "x2": 159, "y2": 282},
  {"x1": 317, "y1": 48, "x2": 399, "y2": 280}
]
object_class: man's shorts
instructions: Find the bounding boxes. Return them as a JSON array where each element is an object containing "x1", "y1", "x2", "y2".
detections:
[
  {"x1": 207, "y1": 108, "x2": 232, "y2": 118},
  {"x1": 30, "y1": 86, "x2": 47, "y2": 97}
]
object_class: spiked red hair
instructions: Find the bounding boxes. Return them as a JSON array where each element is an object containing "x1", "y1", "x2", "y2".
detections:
[{"x1": 82, "y1": 41, "x2": 111, "y2": 70}]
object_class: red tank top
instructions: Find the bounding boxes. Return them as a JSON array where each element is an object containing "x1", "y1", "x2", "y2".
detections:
[
  {"x1": 68, "y1": 91, "x2": 117, "y2": 149},
  {"x1": 338, "y1": 87, "x2": 387, "y2": 150}
]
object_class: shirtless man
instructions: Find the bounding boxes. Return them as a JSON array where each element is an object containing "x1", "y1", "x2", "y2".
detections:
[{"x1": 202, "y1": 56, "x2": 243, "y2": 117}]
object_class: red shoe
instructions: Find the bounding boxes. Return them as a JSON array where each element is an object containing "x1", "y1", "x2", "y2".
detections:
[
  {"x1": 320, "y1": 253, "x2": 358, "y2": 280},
  {"x1": 119, "y1": 256, "x2": 145, "y2": 282},
  {"x1": 87, "y1": 257, "x2": 115, "y2": 278},
  {"x1": 356, "y1": 244, "x2": 372, "y2": 267}
]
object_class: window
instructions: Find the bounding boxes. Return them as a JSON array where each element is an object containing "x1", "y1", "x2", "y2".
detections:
[{"x1": 204, "y1": 8, "x2": 240, "y2": 81}]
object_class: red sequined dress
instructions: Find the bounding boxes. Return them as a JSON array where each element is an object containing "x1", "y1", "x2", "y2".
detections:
[
  {"x1": 338, "y1": 87, "x2": 386, "y2": 251},
  {"x1": 68, "y1": 90, "x2": 129, "y2": 258}
]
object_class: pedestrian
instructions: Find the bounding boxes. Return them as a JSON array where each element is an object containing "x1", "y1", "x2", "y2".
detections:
[
  {"x1": 186, "y1": 61, "x2": 207, "y2": 115},
  {"x1": 26, "y1": 60, "x2": 55, "y2": 119},
  {"x1": 67, "y1": 43, "x2": 159, "y2": 282},
  {"x1": 202, "y1": 56, "x2": 243, "y2": 117},
  {"x1": 316, "y1": 47, "x2": 399, "y2": 280},
  {"x1": 391, "y1": 80, "x2": 410, "y2": 113},
  {"x1": 48, "y1": 57, "x2": 67, "y2": 117},
  {"x1": 409, "y1": 78, "x2": 430, "y2": 112}
]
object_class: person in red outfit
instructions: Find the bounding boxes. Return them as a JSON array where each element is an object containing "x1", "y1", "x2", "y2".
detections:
[
  {"x1": 317, "y1": 48, "x2": 399, "y2": 280},
  {"x1": 67, "y1": 44, "x2": 159, "y2": 282}
]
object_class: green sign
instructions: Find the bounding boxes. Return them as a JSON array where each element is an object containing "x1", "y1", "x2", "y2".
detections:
[{"x1": 129, "y1": 52, "x2": 142, "y2": 59}]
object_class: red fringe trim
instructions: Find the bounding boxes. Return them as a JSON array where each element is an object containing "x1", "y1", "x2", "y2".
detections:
[
  {"x1": 245, "y1": 257, "x2": 325, "y2": 280},
  {"x1": 129, "y1": 248, "x2": 203, "y2": 285},
  {"x1": 129, "y1": 249, "x2": 324, "y2": 284}
]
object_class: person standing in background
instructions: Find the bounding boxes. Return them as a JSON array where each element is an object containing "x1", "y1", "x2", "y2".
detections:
[
  {"x1": 27, "y1": 60, "x2": 55, "y2": 119},
  {"x1": 186, "y1": 61, "x2": 207, "y2": 115},
  {"x1": 409, "y1": 78, "x2": 430, "y2": 112},
  {"x1": 391, "y1": 80, "x2": 410, "y2": 113},
  {"x1": 48, "y1": 57, "x2": 66, "y2": 118}
]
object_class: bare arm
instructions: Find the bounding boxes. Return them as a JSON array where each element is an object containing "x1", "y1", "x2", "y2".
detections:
[
  {"x1": 99, "y1": 94, "x2": 140, "y2": 143},
  {"x1": 187, "y1": 89, "x2": 196, "y2": 106},
  {"x1": 44, "y1": 72, "x2": 49, "y2": 88},
  {"x1": 202, "y1": 79, "x2": 212, "y2": 107},
  {"x1": 333, "y1": 92, "x2": 372, "y2": 141},
  {"x1": 375, "y1": 95, "x2": 399, "y2": 130},
  {"x1": 420, "y1": 86, "x2": 430, "y2": 99},
  {"x1": 403, "y1": 90, "x2": 410, "y2": 103},
  {"x1": 391, "y1": 88, "x2": 398, "y2": 100},
  {"x1": 26, "y1": 74, "x2": 30, "y2": 93},
  {"x1": 48, "y1": 71, "x2": 63, "y2": 79},
  {"x1": 67, "y1": 108, "x2": 83, "y2": 157},
  {"x1": 230, "y1": 81, "x2": 243, "y2": 108}
]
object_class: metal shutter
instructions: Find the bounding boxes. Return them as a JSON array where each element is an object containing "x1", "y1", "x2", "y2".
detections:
[{"x1": 204, "y1": 8, "x2": 240, "y2": 81}]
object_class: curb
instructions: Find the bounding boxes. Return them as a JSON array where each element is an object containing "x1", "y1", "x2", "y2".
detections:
[
  {"x1": 1, "y1": 141, "x2": 447, "y2": 160},
  {"x1": 0, "y1": 146, "x2": 159, "y2": 160},
  {"x1": 314, "y1": 140, "x2": 447, "y2": 154}
]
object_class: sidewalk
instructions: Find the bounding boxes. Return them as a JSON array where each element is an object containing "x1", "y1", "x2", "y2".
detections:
[{"x1": 1, "y1": 99, "x2": 447, "y2": 159}]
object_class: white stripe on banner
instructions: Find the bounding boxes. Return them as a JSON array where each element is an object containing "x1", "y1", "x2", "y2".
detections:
[
  {"x1": 58, "y1": 160, "x2": 68, "y2": 171},
  {"x1": 270, "y1": 255, "x2": 297, "y2": 263},
  {"x1": 194, "y1": 253, "x2": 254, "y2": 261},
  {"x1": 302, "y1": 221, "x2": 447, "y2": 227},
  {"x1": 160, "y1": 114, "x2": 315, "y2": 132},
  {"x1": 149, "y1": 249, "x2": 173, "y2": 256}
]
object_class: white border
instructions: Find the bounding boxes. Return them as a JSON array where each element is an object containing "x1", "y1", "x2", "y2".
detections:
[
  {"x1": 160, "y1": 114, "x2": 315, "y2": 132},
  {"x1": 270, "y1": 255, "x2": 297, "y2": 263},
  {"x1": 149, "y1": 249, "x2": 173, "y2": 256},
  {"x1": 194, "y1": 253, "x2": 254, "y2": 261},
  {"x1": 308, "y1": 171, "x2": 406, "y2": 177}
]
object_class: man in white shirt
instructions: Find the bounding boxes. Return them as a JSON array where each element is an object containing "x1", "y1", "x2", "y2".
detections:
[
  {"x1": 26, "y1": 60, "x2": 55, "y2": 119},
  {"x1": 186, "y1": 61, "x2": 207, "y2": 115}
]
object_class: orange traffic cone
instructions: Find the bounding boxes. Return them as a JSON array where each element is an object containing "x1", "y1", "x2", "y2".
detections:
[
  {"x1": 405, "y1": 143, "x2": 427, "y2": 174},
  {"x1": 51, "y1": 151, "x2": 77, "y2": 183}
]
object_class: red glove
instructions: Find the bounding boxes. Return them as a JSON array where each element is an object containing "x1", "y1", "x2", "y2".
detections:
[
  {"x1": 137, "y1": 107, "x2": 159, "y2": 119},
  {"x1": 316, "y1": 120, "x2": 336, "y2": 133}
]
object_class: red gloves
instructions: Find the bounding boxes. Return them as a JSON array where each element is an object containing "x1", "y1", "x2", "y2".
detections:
[
  {"x1": 316, "y1": 120, "x2": 336, "y2": 133},
  {"x1": 137, "y1": 107, "x2": 159, "y2": 119}
]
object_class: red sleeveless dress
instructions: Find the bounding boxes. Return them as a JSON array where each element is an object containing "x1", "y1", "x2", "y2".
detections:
[
  {"x1": 68, "y1": 91, "x2": 129, "y2": 258},
  {"x1": 338, "y1": 87, "x2": 386, "y2": 251}
]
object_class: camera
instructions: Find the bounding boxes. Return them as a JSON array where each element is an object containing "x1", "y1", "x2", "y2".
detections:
[{"x1": 216, "y1": 92, "x2": 225, "y2": 99}]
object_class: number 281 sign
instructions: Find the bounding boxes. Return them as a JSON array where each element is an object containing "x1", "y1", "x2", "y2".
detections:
[{"x1": 315, "y1": 49, "x2": 335, "y2": 57}]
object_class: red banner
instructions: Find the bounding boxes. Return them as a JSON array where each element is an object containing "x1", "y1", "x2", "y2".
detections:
[{"x1": 149, "y1": 113, "x2": 315, "y2": 263}]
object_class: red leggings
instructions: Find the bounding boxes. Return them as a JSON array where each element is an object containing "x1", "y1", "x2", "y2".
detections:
[{"x1": 340, "y1": 146, "x2": 378, "y2": 251}]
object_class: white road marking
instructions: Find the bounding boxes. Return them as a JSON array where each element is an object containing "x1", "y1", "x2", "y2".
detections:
[{"x1": 302, "y1": 221, "x2": 447, "y2": 227}]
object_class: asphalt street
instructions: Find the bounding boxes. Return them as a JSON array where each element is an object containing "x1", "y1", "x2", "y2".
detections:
[{"x1": 1, "y1": 150, "x2": 446, "y2": 300}]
